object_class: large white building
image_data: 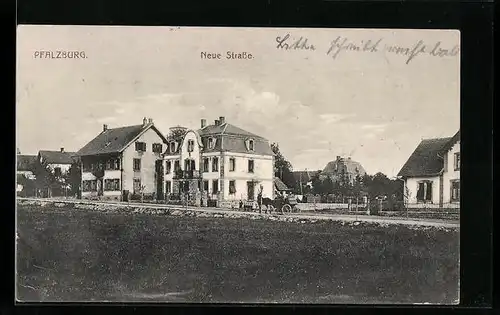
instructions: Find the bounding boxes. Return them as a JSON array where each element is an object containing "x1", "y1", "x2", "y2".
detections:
[
  {"x1": 163, "y1": 116, "x2": 275, "y2": 206},
  {"x1": 398, "y1": 130, "x2": 460, "y2": 208}
]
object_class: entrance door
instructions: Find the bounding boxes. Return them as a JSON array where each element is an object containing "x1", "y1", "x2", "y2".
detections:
[{"x1": 247, "y1": 181, "x2": 255, "y2": 200}]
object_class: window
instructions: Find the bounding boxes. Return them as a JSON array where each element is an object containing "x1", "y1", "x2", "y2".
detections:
[
  {"x1": 133, "y1": 178, "x2": 141, "y2": 194},
  {"x1": 174, "y1": 160, "x2": 180, "y2": 171},
  {"x1": 152, "y1": 143, "x2": 163, "y2": 153},
  {"x1": 133, "y1": 158, "x2": 141, "y2": 171},
  {"x1": 165, "y1": 181, "x2": 171, "y2": 194},
  {"x1": 165, "y1": 161, "x2": 172, "y2": 174},
  {"x1": 203, "y1": 158, "x2": 209, "y2": 172},
  {"x1": 229, "y1": 158, "x2": 236, "y2": 172},
  {"x1": 416, "y1": 181, "x2": 433, "y2": 202},
  {"x1": 212, "y1": 157, "x2": 219, "y2": 172},
  {"x1": 249, "y1": 139, "x2": 255, "y2": 151},
  {"x1": 54, "y1": 167, "x2": 62, "y2": 177},
  {"x1": 208, "y1": 137, "x2": 215, "y2": 149},
  {"x1": 187, "y1": 139, "x2": 195, "y2": 152},
  {"x1": 451, "y1": 180, "x2": 460, "y2": 202},
  {"x1": 169, "y1": 141, "x2": 176, "y2": 153},
  {"x1": 83, "y1": 180, "x2": 97, "y2": 192},
  {"x1": 203, "y1": 180, "x2": 209, "y2": 191},
  {"x1": 104, "y1": 179, "x2": 120, "y2": 191},
  {"x1": 184, "y1": 159, "x2": 196, "y2": 171},
  {"x1": 135, "y1": 142, "x2": 146, "y2": 152},
  {"x1": 248, "y1": 159, "x2": 254, "y2": 173},
  {"x1": 212, "y1": 180, "x2": 219, "y2": 193},
  {"x1": 229, "y1": 180, "x2": 236, "y2": 194},
  {"x1": 454, "y1": 152, "x2": 460, "y2": 171}
]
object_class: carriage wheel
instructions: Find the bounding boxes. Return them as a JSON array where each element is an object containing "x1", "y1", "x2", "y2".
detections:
[{"x1": 282, "y1": 204, "x2": 292, "y2": 213}]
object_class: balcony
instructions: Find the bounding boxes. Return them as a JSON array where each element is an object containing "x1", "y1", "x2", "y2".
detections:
[{"x1": 173, "y1": 169, "x2": 201, "y2": 179}]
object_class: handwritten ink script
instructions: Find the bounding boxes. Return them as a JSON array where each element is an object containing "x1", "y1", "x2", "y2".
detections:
[{"x1": 275, "y1": 33, "x2": 459, "y2": 64}]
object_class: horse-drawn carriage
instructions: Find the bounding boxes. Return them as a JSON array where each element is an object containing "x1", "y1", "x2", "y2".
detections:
[{"x1": 258, "y1": 194, "x2": 299, "y2": 214}]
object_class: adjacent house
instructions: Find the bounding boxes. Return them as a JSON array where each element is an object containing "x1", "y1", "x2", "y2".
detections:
[
  {"x1": 320, "y1": 156, "x2": 367, "y2": 184},
  {"x1": 397, "y1": 130, "x2": 460, "y2": 208},
  {"x1": 38, "y1": 148, "x2": 77, "y2": 177},
  {"x1": 74, "y1": 117, "x2": 168, "y2": 201},
  {"x1": 163, "y1": 116, "x2": 275, "y2": 205},
  {"x1": 274, "y1": 177, "x2": 292, "y2": 197}
]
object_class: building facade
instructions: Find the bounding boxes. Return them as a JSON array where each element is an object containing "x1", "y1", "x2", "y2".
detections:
[
  {"x1": 164, "y1": 116, "x2": 275, "y2": 206},
  {"x1": 398, "y1": 130, "x2": 460, "y2": 208},
  {"x1": 75, "y1": 118, "x2": 167, "y2": 201}
]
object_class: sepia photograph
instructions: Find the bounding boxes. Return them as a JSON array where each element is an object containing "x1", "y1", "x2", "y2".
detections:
[{"x1": 16, "y1": 26, "x2": 460, "y2": 304}]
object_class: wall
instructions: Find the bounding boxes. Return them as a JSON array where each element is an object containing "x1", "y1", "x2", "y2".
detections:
[
  {"x1": 405, "y1": 176, "x2": 441, "y2": 205},
  {"x1": 222, "y1": 152, "x2": 274, "y2": 200},
  {"x1": 121, "y1": 126, "x2": 165, "y2": 195},
  {"x1": 442, "y1": 141, "x2": 460, "y2": 203}
]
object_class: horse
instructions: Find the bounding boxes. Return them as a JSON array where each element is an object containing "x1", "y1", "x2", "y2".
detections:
[{"x1": 259, "y1": 196, "x2": 287, "y2": 214}]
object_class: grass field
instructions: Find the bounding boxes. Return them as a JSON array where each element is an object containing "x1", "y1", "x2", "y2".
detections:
[{"x1": 16, "y1": 205, "x2": 459, "y2": 304}]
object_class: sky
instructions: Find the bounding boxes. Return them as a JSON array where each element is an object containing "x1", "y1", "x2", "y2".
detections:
[{"x1": 16, "y1": 26, "x2": 460, "y2": 177}]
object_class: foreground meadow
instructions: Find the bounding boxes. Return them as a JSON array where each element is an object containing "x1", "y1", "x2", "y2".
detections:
[{"x1": 16, "y1": 205, "x2": 459, "y2": 304}]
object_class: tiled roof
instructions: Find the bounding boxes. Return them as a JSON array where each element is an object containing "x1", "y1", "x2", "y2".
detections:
[
  {"x1": 75, "y1": 124, "x2": 167, "y2": 157},
  {"x1": 17, "y1": 155, "x2": 37, "y2": 171},
  {"x1": 322, "y1": 158, "x2": 367, "y2": 177},
  {"x1": 198, "y1": 123, "x2": 265, "y2": 140},
  {"x1": 397, "y1": 137, "x2": 452, "y2": 177},
  {"x1": 274, "y1": 177, "x2": 291, "y2": 191},
  {"x1": 39, "y1": 151, "x2": 77, "y2": 165},
  {"x1": 198, "y1": 123, "x2": 273, "y2": 156}
]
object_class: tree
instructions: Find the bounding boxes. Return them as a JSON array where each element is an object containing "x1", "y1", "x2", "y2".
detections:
[
  {"x1": 271, "y1": 143, "x2": 296, "y2": 189},
  {"x1": 64, "y1": 162, "x2": 82, "y2": 197},
  {"x1": 167, "y1": 126, "x2": 188, "y2": 141},
  {"x1": 31, "y1": 160, "x2": 58, "y2": 197}
]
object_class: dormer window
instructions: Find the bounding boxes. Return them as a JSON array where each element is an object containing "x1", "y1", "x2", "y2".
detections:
[
  {"x1": 245, "y1": 138, "x2": 255, "y2": 151},
  {"x1": 207, "y1": 137, "x2": 215, "y2": 150},
  {"x1": 169, "y1": 141, "x2": 176, "y2": 153},
  {"x1": 187, "y1": 139, "x2": 195, "y2": 152}
]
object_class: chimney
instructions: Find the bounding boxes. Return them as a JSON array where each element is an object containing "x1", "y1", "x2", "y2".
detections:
[
  {"x1": 148, "y1": 118, "x2": 153, "y2": 124},
  {"x1": 201, "y1": 119, "x2": 207, "y2": 128},
  {"x1": 142, "y1": 117, "x2": 147, "y2": 126},
  {"x1": 103, "y1": 124, "x2": 108, "y2": 132},
  {"x1": 214, "y1": 119, "x2": 220, "y2": 126},
  {"x1": 60, "y1": 147, "x2": 65, "y2": 153},
  {"x1": 219, "y1": 116, "x2": 225, "y2": 125}
]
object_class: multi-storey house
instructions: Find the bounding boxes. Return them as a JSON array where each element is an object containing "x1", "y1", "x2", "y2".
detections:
[
  {"x1": 163, "y1": 116, "x2": 275, "y2": 206},
  {"x1": 74, "y1": 118, "x2": 168, "y2": 201}
]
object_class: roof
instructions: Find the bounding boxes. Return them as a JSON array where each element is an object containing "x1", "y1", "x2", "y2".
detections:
[
  {"x1": 274, "y1": 177, "x2": 291, "y2": 191},
  {"x1": 39, "y1": 151, "x2": 77, "y2": 164},
  {"x1": 197, "y1": 122, "x2": 273, "y2": 156},
  {"x1": 75, "y1": 123, "x2": 167, "y2": 157},
  {"x1": 198, "y1": 122, "x2": 265, "y2": 140},
  {"x1": 322, "y1": 158, "x2": 367, "y2": 176},
  {"x1": 17, "y1": 155, "x2": 37, "y2": 171},
  {"x1": 397, "y1": 137, "x2": 452, "y2": 177}
]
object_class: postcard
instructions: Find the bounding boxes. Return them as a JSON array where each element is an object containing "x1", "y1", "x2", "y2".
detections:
[{"x1": 16, "y1": 25, "x2": 460, "y2": 304}]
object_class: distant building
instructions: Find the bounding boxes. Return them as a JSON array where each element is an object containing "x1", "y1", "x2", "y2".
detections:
[
  {"x1": 319, "y1": 156, "x2": 367, "y2": 184},
  {"x1": 398, "y1": 130, "x2": 460, "y2": 208},
  {"x1": 16, "y1": 154, "x2": 37, "y2": 193},
  {"x1": 163, "y1": 116, "x2": 275, "y2": 204},
  {"x1": 38, "y1": 148, "x2": 77, "y2": 177},
  {"x1": 74, "y1": 117, "x2": 168, "y2": 201}
]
